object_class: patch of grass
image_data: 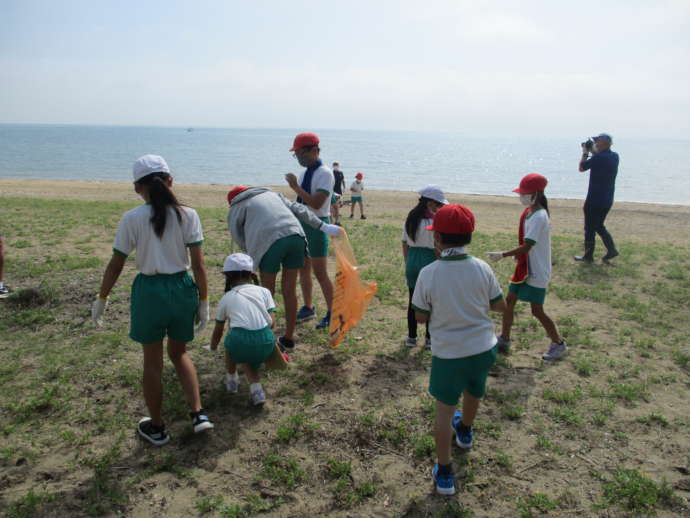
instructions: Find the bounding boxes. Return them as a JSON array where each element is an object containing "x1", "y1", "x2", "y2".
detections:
[
  {"x1": 672, "y1": 349, "x2": 690, "y2": 369},
  {"x1": 82, "y1": 435, "x2": 128, "y2": 516},
  {"x1": 276, "y1": 412, "x2": 318, "y2": 443},
  {"x1": 535, "y1": 435, "x2": 563, "y2": 454},
  {"x1": 195, "y1": 495, "x2": 225, "y2": 514},
  {"x1": 602, "y1": 468, "x2": 679, "y2": 515},
  {"x1": 572, "y1": 355, "x2": 597, "y2": 377},
  {"x1": 325, "y1": 458, "x2": 377, "y2": 508},
  {"x1": 412, "y1": 434, "x2": 435, "y2": 458},
  {"x1": 5, "y1": 489, "x2": 53, "y2": 518},
  {"x1": 6, "y1": 384, "x2": 62, "y2": 423},
  {"x1": 636, "y1": 413, "x2": 669, "y2": 427},
  {"x1": 547, "y1": 406, "x2": 583, "y2": 426},
  {"x1": 542, "y1": 386, "x2": 583, "y2": 406},
  {"x1": 260, "y1": 454, "x2": 305, "y2": 490},
  {"x1": 608, "y1": 381, "x2": 649, "y2": 404},
  {"x1": 517, "y1": 493, "x2": 559, "y2": 518}
]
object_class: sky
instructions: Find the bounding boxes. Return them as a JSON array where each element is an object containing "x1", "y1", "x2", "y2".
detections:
[{"x1": 1, "y1": 0, "x2": 689, "y2": 137}]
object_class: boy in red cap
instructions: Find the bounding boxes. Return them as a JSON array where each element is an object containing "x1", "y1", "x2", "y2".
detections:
[
  {"x1": 487, "y1": 173, "x2": 567, "y2": 361},
  {"x1": 349, "y1": 172, "x2": 366, "y2": 219},
  {"x1": 412, "y1": 204, "x2": 506, "y2": 496}
]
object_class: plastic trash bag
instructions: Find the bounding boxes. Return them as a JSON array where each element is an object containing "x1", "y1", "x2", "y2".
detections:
[{"x1": 329, "y1": 232, "x2": 377, "y2": 347}]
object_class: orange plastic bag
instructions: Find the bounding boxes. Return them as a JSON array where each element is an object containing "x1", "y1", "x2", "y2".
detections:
[{"x1": 329, "y1": 231, "x2": 378, "y2": 347}]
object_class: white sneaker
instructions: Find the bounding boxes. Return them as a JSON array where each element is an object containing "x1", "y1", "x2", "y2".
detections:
[
  {"x1": 404, "y1": 336, "x2": 417, "y2": 347},
  {"x1": 543, "y1": 341, "x2": 568, "y2": 361},
  {"x1": 225, "y1": 374, "x2": 239, "y2": 393},
  {"x1": 250, "y1": 387, "x2": 266, "y2": 407}
]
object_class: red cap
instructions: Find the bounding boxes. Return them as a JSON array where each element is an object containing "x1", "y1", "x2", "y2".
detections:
[
  {"x1": 289, "y1": 132, "x2": 320, "y2": 152},
  {"x1": 513, "y1": 173, "x2": 547, "y2": 194},
  {"x1": 426, "y1": 204, "x2": 475, "y2": 234},
  {"x1": 227, "y1": 186, "x2": 248, "y2": 205},
  {"x1": 355, "y1": 172, "x2": 363, "y2": 179}
]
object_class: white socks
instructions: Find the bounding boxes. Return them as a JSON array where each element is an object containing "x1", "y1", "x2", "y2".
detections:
[
  {"x1": 250, "y1": 382, "x2": 263, "y2": 393},
  {"x1": 226, "y1": 372, "x2": 239, "y2": 382}
]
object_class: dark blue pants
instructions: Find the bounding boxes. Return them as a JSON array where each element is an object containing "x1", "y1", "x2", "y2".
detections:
[{"x1": 583, "y1": 203, "x2": 616, "y2": 256}]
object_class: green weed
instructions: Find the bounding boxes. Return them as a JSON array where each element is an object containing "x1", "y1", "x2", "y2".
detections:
[
  {"x1": 602, "y1": 469, "x2": 679, "y2": 515},
  {"x1": 260, "y1": 454, "x2": 305, "y2": 489}
]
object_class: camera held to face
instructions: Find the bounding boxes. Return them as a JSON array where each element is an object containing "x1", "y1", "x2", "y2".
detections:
[{"x1": 581, "y1": 138, "x2": 594, "y2": 152}]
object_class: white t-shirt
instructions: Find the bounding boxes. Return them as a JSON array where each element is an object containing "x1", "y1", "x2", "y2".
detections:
[
  {"x1": 412, "y1": 254, "x2": 503, "y2": 359},
  {"x1": 523, "y1": 208, "x2": 552, "y2": 289},
  {"x1": 113, "y1": 205, "x2": 203, "y2": 275},
  {"x1": 215, "y1": 284, "x2": 276, "y2": 331},
  {"x1": 402, "y1": 218, "x2": 435, "y2": 249},
  {"x1": 350, "y1": 181, "x2": 364, "y2": 194},
  {"x1": 298, "y1": 164, "x2": 334, "y2": 218}
]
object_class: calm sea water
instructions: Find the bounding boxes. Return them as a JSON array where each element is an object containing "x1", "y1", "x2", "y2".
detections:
[{"x1": 1, "y1": 124, "x2": 688, "y2": 204}]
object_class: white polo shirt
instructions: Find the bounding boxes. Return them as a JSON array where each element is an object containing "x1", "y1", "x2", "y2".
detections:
[
  {"x1": 350, "y1": 180, "x2": 364, "y2": 195},
  {"x1": 113, "y1": 205, "x2": 203, "y2": 275},
  {"x1": 412, "y1": 253, "x2": 503, "y2": 359},
  {"x1": 402, "y1": 219, "x2": 435, "y2": 249},
  {"x1": 523, "y1": 208, "x2": 552, "y2": 289},
  {"x1": 215, "y1": 284, "x2": 276, "y2": 330},
  {"x1": 298, "y1": 164, "x2": 334, "y2": 218}
]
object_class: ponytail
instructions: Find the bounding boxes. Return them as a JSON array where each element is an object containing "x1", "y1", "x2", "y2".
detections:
[
  {"x1": 224, "y1": 271, "x2": 259, "y2": 292},
  {"x1": 405, "y1": 197, "x2": 431, "y2": 242},
  {"x1": 137, "y1": 173, "x2": 182, "y2": 238},
  {"x1": 535, "y1": 191, "x2": 549, "y2": 216}
]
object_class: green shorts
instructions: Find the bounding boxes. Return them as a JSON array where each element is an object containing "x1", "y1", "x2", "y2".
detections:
[
  {"x1": 429, "y1": 347, "x2": 497, "y2": 405},
  {"x1": 405, "y1": 247, "x2": 437, "y2": 290},
  {"x1": 224, "y1": 326, "x2": 276, "y2": 369},
  {"x1": 351, "y1": 196, "x2": 363, "y2": 203},
  {"x1": 509, "y1": 282, "x2": 546, "y2": 305},
  {"x1": 259, "y1": 234, "x2": 307, "y2": 274},
  {"x1": 301, "y1": 217, "x2": 329, "y2": 258},
  {"x1": 130, "y1": 271, "x2": 198, "y2": 344}
]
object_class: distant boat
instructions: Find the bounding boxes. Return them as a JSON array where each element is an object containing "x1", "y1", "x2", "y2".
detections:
[{"x1": 186, "y1": 128, "x2": 194, "y2": 132}]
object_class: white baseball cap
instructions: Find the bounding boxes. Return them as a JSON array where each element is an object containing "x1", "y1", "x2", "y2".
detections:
[
  {"x1": 417, "y1": 185, "x2": 448, "y2": 205},
  {"x1": 132, "y1": 154, "x2": 171, "y2": 182},
  {"x1": 223, "y1": 253, "x2": 254, "y2": 272}
]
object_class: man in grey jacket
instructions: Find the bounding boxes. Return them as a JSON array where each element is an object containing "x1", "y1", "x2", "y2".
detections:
[{"x1": 227, "y1": 186, "x2": 341, "y2": 350}]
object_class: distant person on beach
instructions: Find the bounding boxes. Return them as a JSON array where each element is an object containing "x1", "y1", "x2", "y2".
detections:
[
  {"x1": 487, "y1": 173, "x2": 567, "y2": 361},
  {"x1": 0, "y1": 234, "x2": 9, "y2": 298},
  {"x1": 331, "y1": 162, "x2": 346, "y2": 225},
  {"x1": 412, "y1": 204, "x2": 506, "y2": 496},
  {"x1": 402, "y1": 185, "x2": 448, "y2": 348},
  {"x1": 349, "y1": 172, "x2": 366, "y2": 219},
  {"x1": 575, "y1": 133, "x2": 619, "y2": 264},
  {"x1": 285, "y1": 132, "x2": 336, "y2": 331},
  {"x1": 208, "y1": 253, "x2": 276, "y2": 406},
  {"x1": 92, "y1": 154, "x2": 213, "y2": 446},
  {"x1": 226, "y1": 185, "x2": 341, "y2": 351}
]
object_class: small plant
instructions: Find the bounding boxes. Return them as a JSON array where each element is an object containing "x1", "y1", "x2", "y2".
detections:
[
  {"x1": 195, "y1": 495, "x2": 224, "y2": 514},
  {"x1": 517, "y1": 493, "x2": 559, "y2": 518},
  {"x1": 5, "y1": 489, "x2": 53, "y2": 518},
  {"x1": 412, "y1": 434, "x2": 435, "y2": 458},
  {"x1": 602, "y1": 468, "x2": 679, "y2": 515},
  {"x1": 260, "y1": 454, "x2": 305, "y2": 489},
  {"x1": 276, "y1": 413, "x2": 318, "y2": 443},
  {"x1": 636, "y1": 413, "x2": 669, "y2": 427}
]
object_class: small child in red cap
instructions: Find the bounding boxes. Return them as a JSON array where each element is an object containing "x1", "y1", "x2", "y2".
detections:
[
  {"x1": 349, "y1": 172, "x2": 366, "y2": 219},
  {"x1": 412, "y1": 204, "x2": 506, "y2": 496},
  {"x1": 487, "y1": 173, "x2": 567, "y2": 361}
]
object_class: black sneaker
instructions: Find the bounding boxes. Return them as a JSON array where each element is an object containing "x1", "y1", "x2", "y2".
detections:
[
  {"x1": 602, "y1": 250, "x2": 619, "y2": 264},
  {"x1": 278, "y1": 336, "x2": 295, "y2": 352},
  {"x1": 137, "y1": 417, "x2": 170, "y2": 446},
  {"x1": 191, "y1": 410, "x2": 214, "y2": 433}
]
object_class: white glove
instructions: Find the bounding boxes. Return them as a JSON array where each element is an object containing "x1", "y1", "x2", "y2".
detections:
[
  {"x1": 195, "y1": 299, "x2": 209, "y2": 334},
  {"x1": 202, "y1": 344, "x2": 213, "y2": 352},
  {"x1": 321, "y1": 223, "x2": 344, "y2": 237},
  {"x1": 91, "y1": 296, "x2": 108, "y2": 326},
  {"x1": 487, "y1": 252, "x2": 504, "y2": 262}
]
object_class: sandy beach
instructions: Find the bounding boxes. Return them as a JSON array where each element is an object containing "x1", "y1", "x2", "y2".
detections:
[{"x1": 2, "y1": 179, "x2": 689, "y2": 245}]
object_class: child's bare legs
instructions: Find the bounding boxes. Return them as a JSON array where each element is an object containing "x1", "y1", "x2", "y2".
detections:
[
  {"x1": 357, "y1": 201, "x2": 365, "y2": 218},
  {"x1": 282, "y1": 268, "x2": 299, "y2": 340},
  {"x1": 225, "y1": 351, "x2": 237, "y2": 376},
  {"x1": 167, "y1": 338, "x2": 202, "y2": 413},
  {"x1": 142, "y1": 342, "x2": 165, "y2": 426},
  {"x1": 300, "y1": 258, "x2": 314, "y2": 308},
  {"x1": 244, "y1": 364, "x2": 260, "y2": 384},
  {"x1": 461, "y1": 390, "x2": 480, "y2": 426},
  {"x1": 434, "y1": 400, "x2": 456, "y2": 466},
  {"x1": 530, "y1": 303, "x2": 562, "y2": 343},
  {"x1": 500, "y1": 291, "x2": 518, "y2": 339}
]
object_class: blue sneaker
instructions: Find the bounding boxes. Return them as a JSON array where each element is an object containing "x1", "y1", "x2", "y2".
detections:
[
  {"x1": 452, "y1": 410, "x2": 473, "y2": 449},
  {"x1": 296, "y1": 305, "x2": 315, "y2": 322},
  {"x1": 315, "y1": 311, "x2": 331, "y2": 330},
  {"x1": 432, "y1": 464, "x2": 456, "y2": 495}
]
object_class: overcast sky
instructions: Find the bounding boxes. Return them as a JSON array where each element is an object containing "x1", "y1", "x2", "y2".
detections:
[{"x1": 2, "y1": 0, "x2": 689, "y2": 137}]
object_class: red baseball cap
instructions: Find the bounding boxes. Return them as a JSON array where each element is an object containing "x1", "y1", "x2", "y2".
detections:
[
  {"x1": 355, "y1": 172, "x2": 363, "y2": 179},
  {"x1": 513, "y1": 173, "x2": 548, "y2": 194},
  {"x1": 427, "y1": 204, "x2": 475, "y2": 234},
  {"x1": 227, "y1": 186, "x2": 248, "y2": 205},
  {"x1": 289, "y1": 132, "x2": 320, "y2": 152}
]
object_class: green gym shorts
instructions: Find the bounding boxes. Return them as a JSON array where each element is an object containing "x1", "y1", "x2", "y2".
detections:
[
  {"x1": 224, "y1": 326, "x2": 276, "y2": 369},
  {"x1": 405, "y1": 247, "x2": 437, "y2": 290},
  {"x1": 429, "y1": 347, "x2": 497, "y2": 405},
  {"x1": 351, "y1": 195, "x2": 363, "y2": 203},
  {"x1": 509, "y1": 282, "x2": 546, "y2": 305},
  {"x1": 130, "y1": 271, "x2": 198, "y2": 344},
  {"x1": 259, "y1": 234, "x2": 307, "y2": 274},
  {"x1": 301, "y1": 217, "x2": 330, "y2": 258}
]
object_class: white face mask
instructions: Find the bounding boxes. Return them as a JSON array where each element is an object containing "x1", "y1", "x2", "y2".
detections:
[{"x1": 520, "y1": 193, "x2": 534, "y2": 206}]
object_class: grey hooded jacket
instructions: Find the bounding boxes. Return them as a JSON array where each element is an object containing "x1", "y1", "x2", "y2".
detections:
[{"x1": 227, "y1": 187, "x2": 325, "y2": 269}]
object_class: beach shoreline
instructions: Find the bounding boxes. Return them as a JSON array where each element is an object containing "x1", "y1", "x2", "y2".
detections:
[{"x1": 2, "y1": 178, "x2": 690, "y2": 244}]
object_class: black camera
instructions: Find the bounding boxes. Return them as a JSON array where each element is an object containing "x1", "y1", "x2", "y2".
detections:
[{"x1": 581, "y1": 139, "x2": 594, "y2": 151}]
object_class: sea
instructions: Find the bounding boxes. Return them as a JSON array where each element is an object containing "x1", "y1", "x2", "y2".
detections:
[{"x1": 1, "y1": 124, "x2": 688, "y2": 205}]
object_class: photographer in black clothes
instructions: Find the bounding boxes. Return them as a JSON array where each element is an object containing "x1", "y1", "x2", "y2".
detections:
[
  {"x1": 331, "y1": 162, "x2": 346, "y2": 225},
  {"x1": 575, "y1": 133, "x2": 619, "y2": 264}
]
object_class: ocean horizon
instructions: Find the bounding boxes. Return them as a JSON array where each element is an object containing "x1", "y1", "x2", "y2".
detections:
[{"x1": 1, "y1": 124, "x2": 688, "y2": 205}]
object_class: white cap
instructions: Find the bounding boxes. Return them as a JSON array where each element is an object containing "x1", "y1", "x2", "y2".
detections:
[
  {"x1": 223, "y1": 253, "x2": 254, "y2": 272},
  {"x1": 417, "y1": 185, "x2": 448, "y2": 205},
  {"x1": 132, "y1": 154, "x2": 170, "y2": 182}
]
